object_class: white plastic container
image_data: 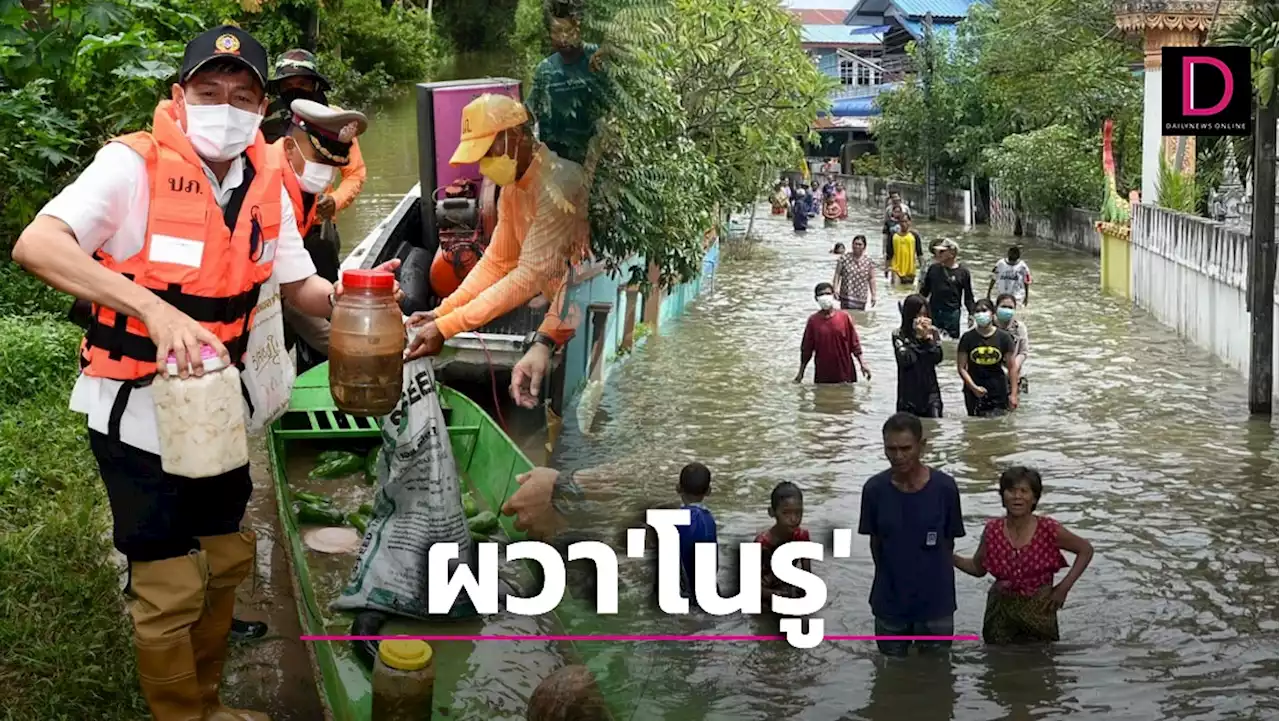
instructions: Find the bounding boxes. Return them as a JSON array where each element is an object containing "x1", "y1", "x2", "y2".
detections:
[{"x1": 152, "y1": 345, "x2": 249, "y2": 478}]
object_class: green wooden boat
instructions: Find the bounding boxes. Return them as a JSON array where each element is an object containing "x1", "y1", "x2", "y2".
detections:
[{"x1": 267, "y1": 362, "x2": 632, "y2": 720}]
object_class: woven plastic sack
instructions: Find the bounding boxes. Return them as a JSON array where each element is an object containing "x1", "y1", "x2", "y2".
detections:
[{"x1": 331, "y1": 357, "x2": 476, "y2": 619}]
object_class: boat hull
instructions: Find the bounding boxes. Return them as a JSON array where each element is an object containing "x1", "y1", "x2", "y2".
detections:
[{"x1": 267, "y1": 363, "x2": 617, "y2": 720}]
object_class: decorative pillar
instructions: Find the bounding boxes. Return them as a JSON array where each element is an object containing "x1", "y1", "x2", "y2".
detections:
[{"x1": 1113, "y1": 1, "x2": 1241, "y2": 203}]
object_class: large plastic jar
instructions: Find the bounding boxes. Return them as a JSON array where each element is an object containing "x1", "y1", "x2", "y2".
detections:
[
  {"x1": 329, "y1": 269, "x2": 405, "y2": 417},
  {"x1": 372, "y1": 639, "x2": 435, "y2": 720},
  {"x1": 152, "y1": 346, "x2": 249, "y2": 478}
]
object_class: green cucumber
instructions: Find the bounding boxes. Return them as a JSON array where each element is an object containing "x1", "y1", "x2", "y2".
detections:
[
  {"x1": 348, "y1": 513, "x2": 370, "y2": 536},
  {"x1": 315, "y1": 450, "x2": 350, "y2": 465},
  {"x1": 470, "y1": 530, "x2": 494, "y2": 543},
  {"x1": 364, "y1": 447, "x2": 382, "y2": 484},
  {"x1": 461, "y1": 493, "x2": 479, "y2": 518},
  {"x1": 293, "y1": 490, "x2": 333, "y2": 506},
  {"x1": 294, "y1": 501, "x2": 346, "y2": 526},
  {"x1": 467, "y1": 510, "x2": 499, "y2": 534},
  {"x1": 309, "y1": 453, "x2": 365, "y2": 480}
]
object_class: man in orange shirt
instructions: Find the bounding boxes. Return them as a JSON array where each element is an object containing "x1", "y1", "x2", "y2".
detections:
[{"x1": 405, "y1": 94, "x2": 588, "y2": 372}]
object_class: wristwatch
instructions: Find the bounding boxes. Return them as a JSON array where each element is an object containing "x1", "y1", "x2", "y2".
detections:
[{"x1": 521, "y1": 331, "x2": 558, "y2": 353}]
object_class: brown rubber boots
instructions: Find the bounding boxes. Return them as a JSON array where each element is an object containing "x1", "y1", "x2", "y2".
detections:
[
  {"x1": 192, "y1": 528, "x2": 272, "y2": 721},
  {"x1": 129, "y1": 550, "x2": 210, "y2": 721}
]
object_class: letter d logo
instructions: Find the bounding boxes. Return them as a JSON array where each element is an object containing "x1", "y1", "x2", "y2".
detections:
[{"x1": 1182, "y1": 56, "x2": 1234, "y2": 116}]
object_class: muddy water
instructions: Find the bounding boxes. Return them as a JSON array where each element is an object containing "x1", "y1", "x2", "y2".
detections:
[{"x1": 540, "y1": 205, "x2": 1279, "y2": 720}]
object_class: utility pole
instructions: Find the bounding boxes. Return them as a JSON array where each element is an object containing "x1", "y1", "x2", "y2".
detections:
[
  {"x1": 1248, "y1": 91, "x2": 1278, "y2": 415},
  {"x1": 921, "y1": 13, "x2": 938, "y2": 220}
]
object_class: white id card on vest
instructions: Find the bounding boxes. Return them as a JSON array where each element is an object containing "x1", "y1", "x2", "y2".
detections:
[{"x1": 242, "y1": 277, "x2": 295, "y2": 434}]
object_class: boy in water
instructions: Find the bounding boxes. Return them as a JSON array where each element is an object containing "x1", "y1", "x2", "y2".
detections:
[
  {"x1": 758, "y1": 482, "x2": 812, "y2": 602},
  {"x1": 676, "y1": 462, "x2": 717, "y2": 597}
]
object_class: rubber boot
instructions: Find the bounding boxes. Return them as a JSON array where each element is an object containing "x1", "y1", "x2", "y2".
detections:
[
  {"x1": 130, "y1": 550, "x2": 210, "y2": 721},
  {"x1": 191, "y1": 529, "x2": 272, "y2": 721}
]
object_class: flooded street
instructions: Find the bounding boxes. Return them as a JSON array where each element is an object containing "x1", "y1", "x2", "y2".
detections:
[
  {"x1": 545, "y1": 206, "x2": 1279, "y2": 720},
  {"x1": 236, "y1": 69, "x2": 1277, "y2": 719}
]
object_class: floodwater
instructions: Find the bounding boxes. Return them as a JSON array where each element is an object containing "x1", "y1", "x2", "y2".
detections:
[
  {"x1": 543, "y1": 206, "x2": 1279, "y2": 721},
  {"x1": 243, "y1": 57, "x2": 1278, "y2": 719}
]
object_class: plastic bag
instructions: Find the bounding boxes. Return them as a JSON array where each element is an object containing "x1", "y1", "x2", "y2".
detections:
[
  {"x1": 242, "y1": 277, "x2": 295, "y2": 434},
  {"x1": 331, "y1": 357, "x2": 476, "y2": 619}
]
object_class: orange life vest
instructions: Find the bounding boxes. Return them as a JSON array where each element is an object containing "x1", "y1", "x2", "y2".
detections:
[
  {"x1": 80, "y1": 100, "x2": 284, "y2": 381},
  {"x1": 274, "y1": 140, "x2": 319, "y2": 237}
]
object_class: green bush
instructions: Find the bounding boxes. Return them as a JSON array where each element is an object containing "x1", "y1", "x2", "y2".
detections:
[
  {"x1": 0, "y1": 315, "x2": 83, "y2": 408},
  {"x1": 0, "y1": 260, "x2": 74, "y2": 318}
]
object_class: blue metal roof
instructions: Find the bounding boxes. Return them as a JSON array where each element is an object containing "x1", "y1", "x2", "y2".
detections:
[
  {"x1": 890, "y1": 0, "x2": 976, "y2": 18},
  {"x1": 845, "y1": 0, "x2": 986, "y2": 24},
  {"x1": 802, "y1": 24, "x2": 884, "y2": 45},
  {"x1": 899, "y1": 18, "x2": 958, "y2": 41},
  {"x1": 829, "y1": 94, "x2": 882, "y2": 117}
]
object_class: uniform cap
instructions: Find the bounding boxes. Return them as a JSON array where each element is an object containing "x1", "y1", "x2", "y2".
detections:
[
  {"x1": 180, "y1": 25, "x2": 268, "y2": 90},
  {"x1": 291, "y1": 99, "x2": 367, "y2": 166},
  {"x1": 269, "y1": 49, "x2": 332, "y2": 92},
  {"x1": 449, "y1": 94, "x2": 529, "y2": 166}
]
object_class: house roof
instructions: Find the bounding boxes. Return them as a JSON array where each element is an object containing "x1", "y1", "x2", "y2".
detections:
[
  {"x1": 845, "y1": 0, "x2": 982, "y2": 24},
  {"x1": 899, "y1": 17, "x2": 959, "y2": 40},
  {"x1": 780, "y1": 0, "x2": 860, "y2": 8},
  {"x1": 829, "y1": 94, "x2": 881, "y2": 117},
  {"x1": 887, "y1": 0, "x2": 974, "y2": 18},
  {"x1": 802, "y1": 24, "x2": 884, "y2": 46},
  {"x1": 792, "y1": 8, "x2": 848, "y2": 23}
]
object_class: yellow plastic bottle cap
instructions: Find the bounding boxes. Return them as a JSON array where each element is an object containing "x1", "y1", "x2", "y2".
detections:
[{"x1": 379, "y1": 639, "x2": 433, "y2": 671}]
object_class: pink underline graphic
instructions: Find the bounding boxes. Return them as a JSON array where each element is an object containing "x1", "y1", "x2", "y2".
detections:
[{"x1": 302, "y1": 634, "x2": 980, "y2": 642}]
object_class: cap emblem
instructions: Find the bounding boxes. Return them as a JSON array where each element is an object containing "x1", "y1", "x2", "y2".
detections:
[{"x1": 214, "y1": 34, "x2": 241, "y2": 55}]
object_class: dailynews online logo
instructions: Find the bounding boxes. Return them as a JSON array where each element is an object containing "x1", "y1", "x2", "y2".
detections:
[{"x1": 1161, "y1": 46, "x2": 1252, "y2": 137}]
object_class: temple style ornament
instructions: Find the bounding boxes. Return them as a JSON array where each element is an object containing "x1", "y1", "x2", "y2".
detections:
[{"x1": 1112, "y1": 0, "x2": 1245, "y2": 203}]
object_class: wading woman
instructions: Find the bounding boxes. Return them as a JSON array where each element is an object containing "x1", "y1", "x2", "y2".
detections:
[
  {"x1": 891, "y1": 294, "x2": 943, "y2": 417},
  {"x1": 953, "y1": 466, "x2": 1094, "y2": 643}
]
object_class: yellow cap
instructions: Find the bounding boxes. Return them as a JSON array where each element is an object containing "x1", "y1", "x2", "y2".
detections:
[
  {"x1": 449, "y1": 93, "x2": 529, "y2": 166},
  {"x1": 378, "y1": 639, "x2": 433, "y2": 671}
]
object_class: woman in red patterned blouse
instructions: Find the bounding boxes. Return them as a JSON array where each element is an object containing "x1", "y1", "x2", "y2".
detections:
[
  {"x1": 757, "y1": 482, "x2": 812, "y2": 602},
  {"x1": 953, "y1": 466, "x2": 1094, "y2": 643}
]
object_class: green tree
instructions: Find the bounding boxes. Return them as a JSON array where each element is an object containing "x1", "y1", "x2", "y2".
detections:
[
  {"x1": 585, "y1": 0, "x2": 829, "y2": 284},
  {"x1": 871, "y1": 0, "x2": 1141, "y2": 212}
]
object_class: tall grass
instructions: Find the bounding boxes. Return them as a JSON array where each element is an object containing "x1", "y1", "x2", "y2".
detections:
[{"x1": 0, "y1": 292, "x2": 147, "y2": 720}]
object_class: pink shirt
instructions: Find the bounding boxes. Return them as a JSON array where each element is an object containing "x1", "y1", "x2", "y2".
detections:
[{"x1": 982, "y1": 516, "x2": 1067, "y2": 597}]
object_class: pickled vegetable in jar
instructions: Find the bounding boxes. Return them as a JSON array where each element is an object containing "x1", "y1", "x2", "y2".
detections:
[
  {"x1": 372, "y1": 639, "x2": 435, "y2": 720},
  {"x1": 152, "y1": 345, "x2": 249, "y2": 478},
  {"x1": 329, "y1": 269, "x2": 405, "y2": 417}
]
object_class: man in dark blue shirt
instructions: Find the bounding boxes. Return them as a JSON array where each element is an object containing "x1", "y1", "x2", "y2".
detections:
[{"x1": 858, "y1": 412, "x2": 965, "y2": 656}]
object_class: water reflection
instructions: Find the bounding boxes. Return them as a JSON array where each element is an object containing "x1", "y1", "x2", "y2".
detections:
[
  {"x1": 853, "y1": 654, "x2": 958, "y2": 721},
  {"x1": 976, "y1": 646, "x2": 1070, "y2": 720}
]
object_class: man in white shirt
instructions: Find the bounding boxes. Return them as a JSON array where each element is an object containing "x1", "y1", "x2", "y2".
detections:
[
  {"x1": 11, "y1": 25, "x2": 394, "y2": 721},
  {"x1": 987, "y1": 244, "x2": 1032, "y2": 306}
]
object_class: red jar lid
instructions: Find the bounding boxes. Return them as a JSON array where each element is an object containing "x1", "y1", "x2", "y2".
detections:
[{"x1": 342, "y1": 269, "x2": 395, "y2": 290}]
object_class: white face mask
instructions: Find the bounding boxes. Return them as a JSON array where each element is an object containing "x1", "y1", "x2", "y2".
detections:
[
  {"x1": 816, "y1": 294, "x2": 837, "y2": 311},
  {"x1": 184, "y1": 103, "x2": 262, "y2": 162},
  {"x1": 298, "y1": 159, "x2": 336, "y2": 194}
]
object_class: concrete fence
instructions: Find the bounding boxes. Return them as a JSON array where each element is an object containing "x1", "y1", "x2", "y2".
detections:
[
  {"x1": 1017, "y1": 208, "x2": 1102, "y2": 255},
  {"x1": 1129, "y1": 203, "x2": 1279, "y2": 398},
  {"x1": 835, "y1": 174, "x2": 973, "y2": 226}
]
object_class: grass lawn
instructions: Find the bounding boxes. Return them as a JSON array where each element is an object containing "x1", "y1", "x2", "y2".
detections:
[{"x1": 0, "y1": 281, "x2": 149, "y2": 720}]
